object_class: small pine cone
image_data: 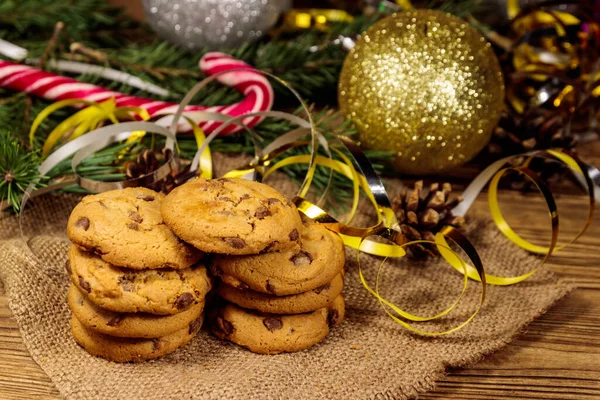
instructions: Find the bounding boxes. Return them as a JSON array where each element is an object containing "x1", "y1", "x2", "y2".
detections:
[
  {"x1": 392, "y1": 181, "x2": 466, "y2": 259},
  {"x1": 488, "y1": 109, "x2": 578, "y2": 156},
  {"x1": 123, "y1": 148, "x2": 198, "y2": 194}
]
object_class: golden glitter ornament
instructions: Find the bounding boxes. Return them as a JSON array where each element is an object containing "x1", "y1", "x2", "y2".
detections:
[{"x1": 338, "y1": 10, "x2": 505, "y2": 175}]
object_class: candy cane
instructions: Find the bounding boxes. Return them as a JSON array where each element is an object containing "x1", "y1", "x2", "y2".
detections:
[{"x1": 0, "y1": 52, "x2": 273, "y2": 134}]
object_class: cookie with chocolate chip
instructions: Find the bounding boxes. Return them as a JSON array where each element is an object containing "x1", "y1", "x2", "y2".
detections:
[
  {"x1": 71, "y1": 315, "x2": 201, "y2": 362},
  {"x1": 160, "y1": 178, "x2": 303, "y2": 255},
  {"x1": 211, "y1": 221, "x2": 345, "y2": 296},
  {"x1": 210, "y1": 295, "x2": 345, "y2": 354},
  {"x1": 68, "y1": 285, "x2": 205, "y2": 338},
  {"x1": 67, "y1": 187, "x2": 202, "y2": 270},
  {"x1": 68, "y1": 246, "x2": 211, "y2": 315},
  {"x1": 217, "y1": 273, "x2": 344, "y2": 314}
]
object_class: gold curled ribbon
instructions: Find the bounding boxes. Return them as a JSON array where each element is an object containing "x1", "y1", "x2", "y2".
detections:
[
  {"x1": 441, "y1": 148, "x2": 596, "y2": 286},
  {"x1": 282, "y1": 9, "x2": 354, "y2": 31}
]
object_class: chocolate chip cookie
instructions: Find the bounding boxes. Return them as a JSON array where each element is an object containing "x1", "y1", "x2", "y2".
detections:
[
  {"x1": 71, "y1": 315, "x2": 201, "y2": 362},
  {"x1": 161, "y1": 178, "x2": 303, "y2": 255},
  {"x1": 67, "y1": 187, "x2": 202, "y2": 270},
  {"x1": 211, "y1": 295, "x2": 345, "y2": 354},
  {"x1": 211, "y1": 221, "x2": 345, "y2": 296},
  {"x1": 217, "y1": 273, "x2": 344, "y2": 314},
  {"x1": 68, "y1": 285, "x2": 205, "y2": 338},
  {"x1": 68, "y1": 246, "x2": 211, "y2": 315}
]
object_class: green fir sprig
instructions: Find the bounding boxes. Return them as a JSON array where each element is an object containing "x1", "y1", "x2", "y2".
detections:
[{"x1": 0, "y1": 131, "x2": 44, "y2": 212}]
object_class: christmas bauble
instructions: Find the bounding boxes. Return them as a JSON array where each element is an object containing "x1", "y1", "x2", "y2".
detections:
[
  {"x1": 142, "y1": 0, "x2": 284, "y2": 50},
  {"x1": 338, "y1": 10, "x2": 505, "y2": 175}
]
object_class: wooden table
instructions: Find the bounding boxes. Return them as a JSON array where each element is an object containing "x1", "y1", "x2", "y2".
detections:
[{"x1": 2, "y1": 144, "x2": 600, "y2": 399}]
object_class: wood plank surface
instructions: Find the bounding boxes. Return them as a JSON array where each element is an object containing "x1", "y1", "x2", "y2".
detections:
[{"x1": 1, "y1": 143, "x2": 600, "y2": 399}]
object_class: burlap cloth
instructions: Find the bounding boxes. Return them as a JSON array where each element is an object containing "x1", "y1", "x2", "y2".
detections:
[{"x1": 0, "y1": 155, "x2": 572, "y2": 399}]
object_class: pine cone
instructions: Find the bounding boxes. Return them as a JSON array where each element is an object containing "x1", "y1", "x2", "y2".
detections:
[
  {"x1": 391, "y1": 181, "x2": 465, "y2": 258},
  {"x1": 485, "y1": 110, "x2": 578, "y2": 191},
  {"x1": 123, "y1": 148, "x2": 198, "y2": 194},
  {"x1": 488, "y1": 110, "x2": 578, "y2": 158}
]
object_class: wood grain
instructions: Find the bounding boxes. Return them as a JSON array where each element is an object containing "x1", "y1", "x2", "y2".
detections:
[{"x1": 1, "y1": 143, "x2": 600, "y2": 399}]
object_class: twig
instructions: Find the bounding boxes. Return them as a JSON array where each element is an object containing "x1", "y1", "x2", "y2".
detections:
[
  {"x1": 38, "y1": 21, "x2": 65, "y2": 69},
  {"x1": 69, "y1": 43, "x2": 200, "y2": 79},
  {"x1": 70, "y1": 42, "x2": 108, "y2": 63}
]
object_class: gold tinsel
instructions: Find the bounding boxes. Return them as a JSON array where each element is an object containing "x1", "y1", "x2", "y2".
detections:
[{"x1": 338, "y1": 10, "x2": 505, "y2": 175}]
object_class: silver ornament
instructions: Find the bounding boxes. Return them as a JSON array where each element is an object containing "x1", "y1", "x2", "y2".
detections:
[{"x1": 143, "y1": 0, "x2": 284, "y2": 50}]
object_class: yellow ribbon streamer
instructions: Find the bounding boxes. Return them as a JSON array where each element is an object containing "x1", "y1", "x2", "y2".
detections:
[{"x1": 30, "y1": 98, "x2": 152, "y2": 157}]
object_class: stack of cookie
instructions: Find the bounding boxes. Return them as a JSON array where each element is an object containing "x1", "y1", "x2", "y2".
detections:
[
  {"x1": 65, "y1": 188, "x2": 212, "y2": 362},
  {"x1": 161, "y1": 178, "x2": 346, "y2": 354}
]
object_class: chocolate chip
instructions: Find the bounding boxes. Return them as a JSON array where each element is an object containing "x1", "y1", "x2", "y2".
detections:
[
  {"x1": 223, "y1": 237, "x2": 246, "y2": 249},
  {"x1": 261, "y1": 241, "x2": 279, "y2": 253},
  {"x1": 136, "y1": 194, "x2": 155, "y2": 202},
  {"x1": 218, "y1": 178, "x2": 231, "y2": 183},
  {"x1": 313, "y1": 283, "x2": 330, "y2": 294},
  {"x1": 267, "y1": 198, "x2": 281, "y2": 206},
  {"x1": 216, "y1": 316, "x2": 234, "y2": 335},
  {"x1": 174, "y1": 293, "x2": 194, "y2": 310},
  {"x1": 327, "y1": 309, "x2": 340, "y2": 327},
  {"x1": 107, "y1": 315, "x2": 124, "y2": 327},
  {"x1": 265, "y1": 280, "x2": 276, "y2": 294},
  {"x1": 78, "y1": 276, "x2": 91, "y2": 293},
  {"x1": 239, "y1": 194, "x2": 251, "y2": 201},
  {"x1": 65, "y1": 260, "x2": 72, "y2": 275},
  {"x1": 75, "y1": 217, "x2": 90, "y2": 231},
  {"x1": 289, "y1": 228, "x2": 299, "y2": 241},
  {"x1": 152, "y1": 339, "x2": 161, "y2": 352},
  {"x1": 290, "y1": 251, "x2": 313, "y2": 266},
  {"x1": 128, "y1": 211, "x2": 143, "y2": 223},
  {"x1": 217, "y1": 196, "x2": 234, "y2": 203},
  {"x1": 254, "y1": 206, "x2": 271, "y2": 219},
  {"x1": 237, "y1": 282, "x2": 250, "y2": 291},
  {"x1": 263, "y1": 317, "x2": 283, "y2": 332},
  {"x1": 189, "y1": 318, "x2": 202, "y2": 334},
  {"x1": 127, "y1": 222, "x2": 139, "y2": 231}
]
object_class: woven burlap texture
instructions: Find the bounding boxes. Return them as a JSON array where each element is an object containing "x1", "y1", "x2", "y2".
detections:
[{"x1": 0, "y1": 155, "x2": 572, "y2": 400}]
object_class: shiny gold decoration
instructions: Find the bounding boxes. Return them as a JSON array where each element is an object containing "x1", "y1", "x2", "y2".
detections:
[
  {"x1": 282, "y1": 9, "x2": 354, "y2": 31},
  {"x1": 338, "y1": 10, "x2": 505, "y2": 175},
  {"x1": 482, "y1": 5, "x2": 600, "y2": 162}
]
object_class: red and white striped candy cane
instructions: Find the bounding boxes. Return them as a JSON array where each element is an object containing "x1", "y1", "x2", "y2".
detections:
[{"x1": 0, "y1": 52, "x2": 273, "y2": 134}]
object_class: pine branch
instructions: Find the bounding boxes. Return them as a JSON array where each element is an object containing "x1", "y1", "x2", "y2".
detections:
[
  {"x1": 0, "y1": 0, "x2": 129, "y2": 45},
  {"x1": 0, "y1": 131, "x2": 44, "y2": 212}
]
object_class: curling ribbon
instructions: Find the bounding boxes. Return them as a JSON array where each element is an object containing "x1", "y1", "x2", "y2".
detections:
[{"x1": 19, "y1": 68, "x2": 600, "y2": 336}]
